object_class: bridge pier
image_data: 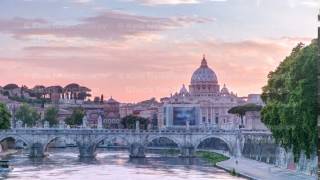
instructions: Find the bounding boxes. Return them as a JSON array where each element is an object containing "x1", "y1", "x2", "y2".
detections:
[
  {"x1": 129, "y1": 143, "x2": 145, "y2": 158},
  {"x1": 233, "y1": 135, "x2": 243, "y2": 158},
  {"x1": 180, "y1": 145, "x2": 195, "y2": 158},
  {"x1": 78, "y1": 144, "x2": 96, "y2": 158},
  {"x1": 29, "y1": 143, "x2": 46, "y2": 158}
]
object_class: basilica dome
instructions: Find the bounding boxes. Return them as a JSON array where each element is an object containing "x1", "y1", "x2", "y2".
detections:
[
  {"x1": 191, "y1": 56, "x2": 218, "y2": 85},
  {"x1": 189, "y1": 56, "x2": 220, "y2": 96}
]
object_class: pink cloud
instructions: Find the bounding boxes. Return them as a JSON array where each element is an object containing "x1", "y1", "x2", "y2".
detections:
[
  {"x1": 0, "y1": 36, "x2": 312, "y2": 102},
  {"x1": 132, "y1": 0, "x2": 227, "y2": 5},
  {"x1": 0, "y1": 12, "x2": 213, "y2": 41}
]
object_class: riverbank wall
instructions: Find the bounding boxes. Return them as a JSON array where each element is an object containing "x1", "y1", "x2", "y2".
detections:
[{"x1": 242, "y1": 134, "x2": 317, "y2": 176}]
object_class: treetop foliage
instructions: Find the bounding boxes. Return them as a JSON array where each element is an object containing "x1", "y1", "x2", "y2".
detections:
[
  {"x1": 15, "y1": 103, "x2": 40, "y2": 127},
  {"x1": 261, "y1": 41, "x2": 317, "y2": 161},
  {"x1": 44, "y1": 107, "x2": 59, "y2": 127},
  {"x1": 65, "y1": 107, "x2": 85, "y2": 126},
  {"x1": 121, "y1": 115, "x2": 149, "y2": 130},
  {"x1": 228, "y1": 103, "x2": 262, "y2": 117},
  {"x1": 0, "y1": 103, "x2": 11, "y2": 129}
]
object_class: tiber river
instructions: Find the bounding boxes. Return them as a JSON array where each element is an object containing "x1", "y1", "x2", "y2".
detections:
[{"x1": 0, "y1": 148, "x2": 245, "y2": 180}]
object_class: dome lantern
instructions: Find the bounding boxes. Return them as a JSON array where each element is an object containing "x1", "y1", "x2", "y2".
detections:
[{"x1": 201, "y1": 54, "x2": 208, "y2": 67}]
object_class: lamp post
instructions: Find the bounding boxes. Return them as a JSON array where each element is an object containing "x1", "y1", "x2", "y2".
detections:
[
  {"x1": 317, "y1": 10, "x2": 320, "y2": 178},
  {"x1": 317, "y1": 12, "x2": 320, "y2": 129}
]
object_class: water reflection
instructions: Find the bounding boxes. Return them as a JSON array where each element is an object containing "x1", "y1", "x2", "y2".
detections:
[{"x1": 0, "y1": 148, "x2": 245, "y2": 180}]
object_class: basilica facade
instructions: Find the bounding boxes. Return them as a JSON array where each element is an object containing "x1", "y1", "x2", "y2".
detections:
[{"x1": 159, "y1": 56, "x2": 266, "y2": 130}]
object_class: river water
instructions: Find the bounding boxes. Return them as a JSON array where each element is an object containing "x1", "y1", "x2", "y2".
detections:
[{"x1": 0, "y1": 148, "x2": 245, "y2": 180}]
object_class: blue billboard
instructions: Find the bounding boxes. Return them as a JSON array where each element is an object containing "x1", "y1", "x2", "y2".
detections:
[{"x1": 173, "y1": 107, "x2": 196, "y2": 126}]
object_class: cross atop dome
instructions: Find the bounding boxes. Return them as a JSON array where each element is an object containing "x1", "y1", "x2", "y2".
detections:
[{"x1": 201, "y1": 54, "x2": 208, "y2": 67}]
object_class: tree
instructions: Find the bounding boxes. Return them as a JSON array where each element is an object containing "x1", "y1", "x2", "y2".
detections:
[
  {"x1": 31, "y1": 85, "x2": 46, "y2": 99},
  {"x1": 228, "y1": 103, "x2": 262, "y2": 128},
  {"x1": 44, "y1": 107, "x2": 59, "y2": 127},
  {"x1": 15, "y1": 104, "x2": 40, "y2": 127},
  {"x1": 65, "y1": 107, "x2": 85, "y2": 126},
  {"x1": 93, "y1": 97, "x2": 100, "y2": 103},
  {"x1": 0, "y1": 103, "x2": 11, "y2": 129},
  {"x1": 121, "y1": 115, "x2": 149, "y2": 130},
  {"x1": 260, "y1": 41, "x2": 317, "y2": 161}
]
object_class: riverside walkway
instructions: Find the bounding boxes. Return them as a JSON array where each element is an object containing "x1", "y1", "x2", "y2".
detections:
[{"x1": 216, "y1": 157, "x2": 316, "y2": 180}]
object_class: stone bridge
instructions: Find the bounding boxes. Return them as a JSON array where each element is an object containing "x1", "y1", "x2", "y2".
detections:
[{"x1": 0, "y1": 128, "x2": 272, "y2": 158}]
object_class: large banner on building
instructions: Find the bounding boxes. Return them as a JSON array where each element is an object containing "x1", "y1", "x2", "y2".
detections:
[{"x1": 173, "y1": 107, "x2": 196, "y2": 126}]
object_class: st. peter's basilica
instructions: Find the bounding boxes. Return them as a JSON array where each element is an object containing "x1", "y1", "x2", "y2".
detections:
[{"x1": 159, "y1": 56, "x2": 266, "y2": 130}]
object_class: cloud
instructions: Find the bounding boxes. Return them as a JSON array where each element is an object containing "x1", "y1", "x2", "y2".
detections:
[
  {"x1": 131, "y1": 0, "x2": 227, "y2": 5},
  {"x1": 72, "y1": 0, "x2": 92, "y2": 3},
  {"x1": 300, "y1": 0, "x2": 319, "y2": 8},
  {"x1": 0, "y1": 11, "x2": 213, "y2": 41},
  {"x1": 135, "y1": 0, "x2": 200, "y2": 5},
  {"x1": 0, "y1": 36, "x2": 312, "y2": 102}
]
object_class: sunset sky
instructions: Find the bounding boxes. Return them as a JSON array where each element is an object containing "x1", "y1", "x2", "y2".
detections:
[{"x1": 0, "y1": 0, "x2": 318, "y2": 102}]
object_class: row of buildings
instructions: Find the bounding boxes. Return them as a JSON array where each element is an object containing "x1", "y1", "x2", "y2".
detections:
[{"x1": 0, "y1": 56, "x2": 267, "y2": 130}]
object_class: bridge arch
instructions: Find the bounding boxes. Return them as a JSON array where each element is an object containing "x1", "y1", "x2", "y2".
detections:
[
  {"x1": 44, "y1": 135, "x2": 75, "y2": 151},
  {"x1": 194, "y1": 135, "x2": 233, "y2": 155},
  {"x1": 145, "y1": 135, "x2": 182, "y2": 149},
  {"x1": 0, "y1": 135, "x2": 30, "y2": 147},
  {"x1": 93, "y1": 135, "x2": 131, "y2": 151}
]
